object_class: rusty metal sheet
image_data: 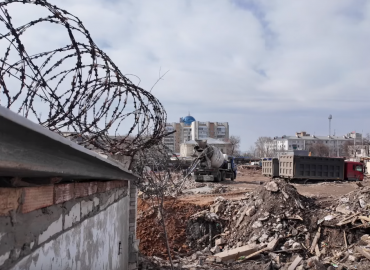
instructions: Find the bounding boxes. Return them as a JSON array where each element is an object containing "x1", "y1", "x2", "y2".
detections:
[
  {"x1": 0, "y1": 188, "x2": 21, "y2": 216},
  {"x1": 22, "y1": 186, "x2": 54, "y2": 213},
  {"x1": 54, "y1": 183, "x2": 75, "y2": 204}
]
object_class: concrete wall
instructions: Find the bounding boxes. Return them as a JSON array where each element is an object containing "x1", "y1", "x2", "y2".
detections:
[{"x1": 0, "y1": 181, "x2": 132, "y2": 270}]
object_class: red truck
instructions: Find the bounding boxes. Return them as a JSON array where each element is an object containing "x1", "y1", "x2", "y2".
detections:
[{"x1": 345, "y1": 161, "x2": 364, "y2": 181}]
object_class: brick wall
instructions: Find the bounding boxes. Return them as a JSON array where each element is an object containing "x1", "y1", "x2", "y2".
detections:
[{"x1": 0, "y1": 180, "x2": 128, "y2": 216}]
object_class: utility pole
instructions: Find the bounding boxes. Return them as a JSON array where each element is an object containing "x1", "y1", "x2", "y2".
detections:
[{"x1": 328, "y1": 114, "x2": 332, "y2": 137}]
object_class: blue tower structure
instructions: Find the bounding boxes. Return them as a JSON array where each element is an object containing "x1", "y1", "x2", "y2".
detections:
[{"x1": 180, "y1": 114, "x2": 195, "y2": 125}]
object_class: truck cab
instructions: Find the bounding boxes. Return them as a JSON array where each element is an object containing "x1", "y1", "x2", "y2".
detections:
[{"x1": 344, "y1": 161, "x2": 364, "y2": 181}]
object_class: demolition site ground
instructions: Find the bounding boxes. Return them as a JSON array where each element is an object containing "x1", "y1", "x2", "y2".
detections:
[{"x1": 137, "y1": 168, "x2": 370, "y2": 270}]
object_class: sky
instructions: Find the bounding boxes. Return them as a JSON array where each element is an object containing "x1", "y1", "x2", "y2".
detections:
[{"x1": 1, "y1": 0, "x2": 370, "y2": 151}]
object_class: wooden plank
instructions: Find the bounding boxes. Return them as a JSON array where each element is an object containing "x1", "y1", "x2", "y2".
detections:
[
  {"x1": 22, "y1": 186, "x2": 54, "y2": 213},
  {"x1": 54, "y1": 183, "x2": 75, "y2": 204},
  {"x1": 315, "y1": 244, "x2": 321, "y2": 257},
  {"x1": 288, "y1": 255, "x2": 302, "y2": 270},
  {"x1": 0, "y1": 188, "x2": 21, "y2": 216},
  {"x1": 356, "y1": 246, "x2": 370, "y2": 261},
  {"x1": 310, "y1": 227, "x2": 321, "y2": 253}
]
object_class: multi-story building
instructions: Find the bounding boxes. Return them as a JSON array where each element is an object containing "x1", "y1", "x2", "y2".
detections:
[
  {"x1": 265, "y1": 131, "x2": 361, "y2": 157},
  {"x1": 163, "y1": 115, "x2": 229, "y2": 154}
]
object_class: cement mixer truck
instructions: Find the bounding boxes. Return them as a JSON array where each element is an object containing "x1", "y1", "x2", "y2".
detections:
[{"x1": 186, "y1": 140, "x2": 237, "y2": 182}]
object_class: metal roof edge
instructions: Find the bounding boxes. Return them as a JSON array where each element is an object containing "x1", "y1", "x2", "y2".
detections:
[{"x1": 0, "y1": 105, "x2": 138, "y2": 181}]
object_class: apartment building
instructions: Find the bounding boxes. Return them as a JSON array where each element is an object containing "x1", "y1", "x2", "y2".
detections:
[
  {"x1": 163, "y1": 115, "x2": 229, "y2": 154},
  {"x1": 266, "y1": 131, "x2": 360, "y2": 157}
]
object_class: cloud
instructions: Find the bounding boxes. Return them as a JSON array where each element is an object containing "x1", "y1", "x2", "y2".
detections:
[{"x1": 1, "y1": 0, "x2": 369, "y2": 149}]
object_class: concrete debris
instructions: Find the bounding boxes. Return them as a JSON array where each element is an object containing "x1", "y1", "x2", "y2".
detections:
[
  {"x1": 265, "y1": 181, "x2": 279, "y2": 192},
  {"x1": 212, "y1": 243, "x2": 259, "y2": 262},
  {"x1": 138, "y1": 179, "x2": 370, "y2": 270}
]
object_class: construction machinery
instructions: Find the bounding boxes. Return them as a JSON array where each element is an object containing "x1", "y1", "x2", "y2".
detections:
[{"x1": 186, "y1": 140, "x2": 237, "y2": 182}]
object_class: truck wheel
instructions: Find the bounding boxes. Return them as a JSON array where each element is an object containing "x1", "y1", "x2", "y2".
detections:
[
  {"x1": 221, "y1": 171, "x2": 226, "y2": 181},
  {"x1": 214, "y1": 172, "x2": 221, "y2": 182}
]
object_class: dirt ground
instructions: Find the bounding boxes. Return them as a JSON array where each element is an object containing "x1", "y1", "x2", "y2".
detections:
[
  {"x1": 177, "y1": 170, "x2": 369, "y2": 205},
  {"x1": 137, "y1": 169, "x2": 370, "y2": 263}
]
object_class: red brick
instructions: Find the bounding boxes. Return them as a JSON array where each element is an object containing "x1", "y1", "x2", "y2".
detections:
[
  {"x1": 54, "y1": 183, "x2": 75, "y2": 204},
  {"x1": 75, "y1": 182, "x2": 97, "y2": 198},
  {"x1": 0, "y1": 188, "x2": 21, "y2": 216},
  {"x1": 75, "y1": 182, "x2": 89, "y2": 198},
  {"x1": 106, "y1": 181, "x2": 113, "y2": 191},
  {"x1": 97, "y1": 182, "x2": 107, "y2": 193},
  {"x1": 88, "y1": 182, "x2": 97, "y2": 195},
  {"x1": 118, "y1": 180, "x2": 129, "y2": 188},
  {"x1": 22, "y1": 186, "x2": 54, "y2": 213}
]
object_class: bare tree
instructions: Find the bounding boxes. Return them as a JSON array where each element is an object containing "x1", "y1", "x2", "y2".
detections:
[
  {"x1": 243, "y1": 146, "x2": 256, "y2": 157},
  {"x1": 132, "y1": 143, "x2": 184, "y2": 270},
  {"x1": 224, "y1": 135, "x2": 241, "y2": 156},
  {"x1": 254, "y1": 137, "x2": 274, "y2": 157},
  {"x1": 230, "y1": 135, "x2": 241, "y2": 155},
  {"x1": 309, "y1": 142, "x2": 329, "y2": 157}
]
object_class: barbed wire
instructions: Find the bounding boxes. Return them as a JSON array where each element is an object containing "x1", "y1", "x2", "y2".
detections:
[{"x1": 0, "y1": 0, "x2": 170, "y2": 156}]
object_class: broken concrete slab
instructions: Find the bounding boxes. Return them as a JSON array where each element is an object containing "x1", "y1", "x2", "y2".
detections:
[
  {"x1": 213, "y1": 244, "x2": 258, "y2": 262},
  {"x1": 336, "y1": 204, "x2": 351, "y2": 215},
  {"x1": 265, "y1": 182, "x2": 279, "y2": 192},
  {"x1": 215, "y1": 238, "x2": 225, "y2": 246},
  {"x1": 267, "y1": 238, "x2": 279, "y2": 251}
]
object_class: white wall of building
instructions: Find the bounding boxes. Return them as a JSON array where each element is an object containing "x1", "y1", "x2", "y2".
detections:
[{"x1": 10, "y1": 196, "x2": 129, "y2": 270}]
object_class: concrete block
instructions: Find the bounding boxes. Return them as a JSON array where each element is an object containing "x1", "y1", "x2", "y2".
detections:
[
  {"x1": 215, "y1": 238, "x2": 225, "y2": 246},
  {"x1": 214, "y1": 244, "x2": 258, "y2": 262},
  {"x1": 38, "y1": 214, "x2": 63, "y2": 244},
  {"x1": 81, "y1": 200, "x2": 93, "y2": 219},
  {"x1": 0, "y1": 251, "x2": 10, "y2": 267},
  {"x1": 100, "y1": 193, "x2": 115, "y2": 210},
  {"x1": 64, "y1": 203, "x2": 81, "y2": 229},
  {"x1": 93, "y1": 197, "x2": 99, "y2": 207},
  {"x1": 0, "y1": 188, "x2": 21, "y2": 216},
  {"x1": 22, "y1": 186, "x2": 54, "y2": 213},
  {"x1": 54, "y1": 183, "x2": 74, "y2": 204}
]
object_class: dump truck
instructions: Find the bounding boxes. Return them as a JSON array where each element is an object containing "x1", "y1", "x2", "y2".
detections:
[
  {"x1": 187, "y1": 140, "x2": 237, "y2": 182},
  {"x1": 276, "y1": 155, "x2": 364, "y2": 181},
  {"x1": 262, "y1": 158, "x2": 279, "y2": 178}
]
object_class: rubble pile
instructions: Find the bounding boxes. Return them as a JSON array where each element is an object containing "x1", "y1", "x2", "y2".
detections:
[
  {"x1": 186, "y1": 180, "x2": 315, "y2": 255},
  {"x1": 180, "y1": 180, "x2": 370, "y2": 269}
]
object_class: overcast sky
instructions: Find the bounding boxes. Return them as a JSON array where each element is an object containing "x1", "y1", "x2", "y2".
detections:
[{"x1": 1, "y1": 0, "x2": 370, "y2": 151}]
